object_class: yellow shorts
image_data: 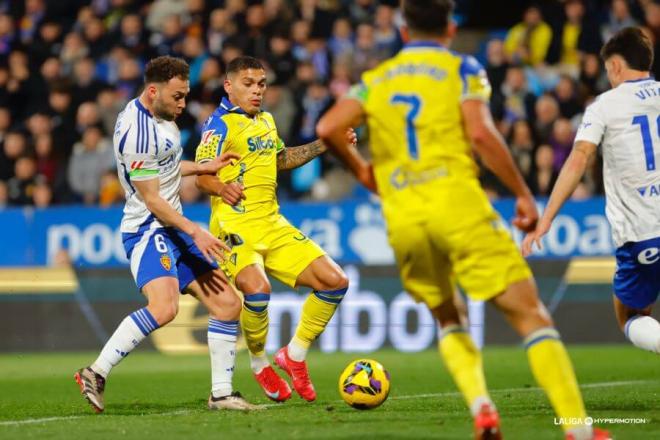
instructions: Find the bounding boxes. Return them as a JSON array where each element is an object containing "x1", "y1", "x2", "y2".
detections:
[
  {"x1": 386, "y1": 185, "x2": 531, "y2": 310},
  {"x1": 213, "y1": 214, "x2": 326, "y2": 288}
]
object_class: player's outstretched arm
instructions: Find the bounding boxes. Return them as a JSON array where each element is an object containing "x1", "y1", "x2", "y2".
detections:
[
  {"x1": 180, "y1": 152, "x2": 240, "y2": 177},
  {"x1": 276, "y1": 129, "x2": 357, "y2": 171},
  {"x1": 522, "y1": 140, "x2": 597, "y2": 256},
  {"x1": 133, "y1": 177, "x2": 230, "y2": 263},
  {"x1": 462, "y1": 99, "x2": 538, "y2": 232},
  {"x1": 316, "y1": 99, "x2": 376, "y2": 192}
]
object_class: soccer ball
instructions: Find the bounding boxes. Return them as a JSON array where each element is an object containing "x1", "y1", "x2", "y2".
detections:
[{"x1": 338, "y1": 359, "x2": 390, "y2": 410}]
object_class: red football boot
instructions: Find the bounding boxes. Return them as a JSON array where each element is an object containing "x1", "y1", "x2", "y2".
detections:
[
  {"x1": 274, "y1": 347, "x2": 316, "y2": 402},
  {"x1": 474, "y1": 403, "x2": 502, "y2": 440},
  {"x1": 253, "y1": 365, "x2": 291, "y2": 402}
]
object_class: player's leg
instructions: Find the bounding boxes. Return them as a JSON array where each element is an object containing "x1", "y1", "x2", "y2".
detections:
[
  {"x1": 235, "y1": 263, "x2": 292, "y2": 402},
  {"x1": 490, "y1": 279, "x2": 594, "y2": 440},
  {"x1": 611, "y1": 240, "x2": 660, "y2": 353},
  {"x1": 75, "y1": 229, "x2": 180, "y2": 413},
  {"x1": 613, "y1": 296, "x2": 659, "y2": 353},
  {"x1": 264, "y1": 217, "x2": 342, "y2": 401},
  {"x1": 287, "y1": 255, "x2": 348, "y2": 362},
  {"x1": 395, "y1": 222, "x2": 498, "y2": 439},
  {"x1": 184, "y1": 268, "x2": 261, "y2": 410}
]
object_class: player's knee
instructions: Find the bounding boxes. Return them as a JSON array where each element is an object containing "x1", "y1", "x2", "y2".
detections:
[
  {"x1": 238, "y1": 278, "x2": 271, "y2": 295},
  {"x1": 319, "y1": 268, "x2": 349, "y2": 291},
  {"x1": 149, "y1": 300, "x2": 179, "y2": 326}
]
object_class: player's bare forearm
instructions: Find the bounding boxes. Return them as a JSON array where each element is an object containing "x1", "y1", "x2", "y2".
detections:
[
  {"x1": 133, "y1": 178, "x2": 197, "y2": 236},
  {"x1": 317, "y1": 99, "x2": 368, "y2": 175},
  {"x1": 541, "y1": 141, "x2": 597, "y2": 224},
  {"x1": 276, "y1": 139, "x2": 327, "y2": 171},
  {"x1": 195, "y1": 174, "x2": 223, "y2": 196},
  {"x1": 180, "y1": 160, "x2": 201, "y2": 177}
]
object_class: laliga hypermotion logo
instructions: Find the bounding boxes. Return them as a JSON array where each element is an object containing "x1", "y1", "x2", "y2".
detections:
[{"x1": 130, "y1": 161, "x2": 144, "y2": 170}]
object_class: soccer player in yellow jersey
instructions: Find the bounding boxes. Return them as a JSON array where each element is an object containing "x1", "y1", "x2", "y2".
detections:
[
  {"x1": 317, "y1": 1, "x2": 609, "y2": 439},
  {"x1": 195, "y1": 56, "x2": 355, "y2": 403}
]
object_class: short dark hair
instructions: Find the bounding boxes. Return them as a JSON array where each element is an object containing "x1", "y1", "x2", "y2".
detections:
[
  {"x1": 226, "y1": 56, "x2": 265, "y2": 76},
  {"x1": 600, "y1": 27, "x2": 653, "y2": 71},
  {"x1": 402, "y1": 0, "x2": 455, "y2": 36},
  {"x1": 144, "y1": 56, "x2": 189, "y2": 84}
]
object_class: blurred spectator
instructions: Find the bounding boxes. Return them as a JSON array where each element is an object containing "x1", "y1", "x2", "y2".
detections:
[
  {"x1": 67, "y1": 125, "x2": 114, "y2": 204},
  {"x1": 373, "y1": 5, "x2": 401, "y2": 59},
  {"x1": 98, "y1": 170, "x2": 124, "y2": 206},
  {"x1": 534, "y1": 94, "x2": 561, "y2": 144},
  {"x1": 508, "y1": 119, "x2": 537, "y2": 189},
  {"x1": 328, "y1": 18, "x2": 353, "y2": 63},
  {"x1": 353, "y1": 23, "x2": 380, "y2": 77},
  {"x1": 96, "y1": 87, "x2": 123, "y2": 136},
  {"x1": 60, "y1": 32, "x2": 90, "y2": 75},
  {"x1": 32, "y1": 181, "x2": 52, "y2": 207},
  {"x1": 73, "y1": 58, "x2": 108, "y2": 105},
  {"x1": 546, "y1": 0, "x2": 602, "y2": 75},
  {"x1": 1, "y1": 130, "x2": 27, "y2": 180},
  {"x1": 349, "y1": 0, "x2": 377, "y2": 25},
  {"x1": 297, "y1": 0, "x2": 335, "y2": 39},
  {"x1": 263, "y1": 85, "x2": 296, "y2": 144},
  {"x1": 532, "y1": 144, "x2": 558, "y2": 196},
  {"x1": 19, "y1": 0, "x2": 46, "y2": 45},
  {"x1": 245, "y1": 4, "x2": 270, "y2": 60},
  {"x1": 8, "y1": 155, "x2": 38, "y2": 206},
  {"x1": 117, "y1": 13, "x2": 150, "y2": 57},
  {"x1": 0, "y1": 179, "x2": 7, "y2": 209},
  {"x1": 579, "y1": 53, "x2": 609, "y2": 97},
  {"x1": 34, "y1": 133, "x2": 59, "y2": 184},
  {"x1": 268, "y1": 34, "x2": 297, "y2": 85},
  {"x1": 602, "y1": 0, "x2": 638, "y2": 43},
  {"x1": 485, "y1": 39, "x2": 510, "y2": 98},
  {"x1": 182, "y1": 35, "x2": 208, "y2": 87},
  {"x1": 30, "y1": 20, "x2": 63, "y2": 66},
  {"x1": 0, "y1": 13, "x2": 15, "y2": 56},
  {"x1": 0, "y1": 106, "x2": 10, "y2": 143},
  {"x1": 82, "y1": 15, "x2": 110, "y2": 59},
  {"x1": 491, "y1": 66, "x2": 536, "y2": 128},
  {"x1": 150, "y1": 14, "x2": 184, "y2": 57},
  {"x1": 549, "y1": 118, "x2": 575, "y2": 172},
  {"x1": 329, "y1": 63, "x2": 352, "y2": 99},
  {"x1": 553, "y1": 74, "x2": 582, "y2": 119},
  {"x1": 644, "y1": 0, "x2": 660, "y2": 79},
  {"x1": 207, "y1": 9, "x2": 233, "y2": 57},
  {"x1": 504, "y1": 6, "x2": 553, "y2": 66}
]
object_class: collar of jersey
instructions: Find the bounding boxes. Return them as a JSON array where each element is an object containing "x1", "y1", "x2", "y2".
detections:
[
  {"x1": 623, "y1": 77, "x2": 653, "y2": 84},
  {"x1": 134, "y1": 98, "x2": 153, "y2": 118},
  {"x1": 220, "y1": 97, "x2": 249, "y2": 115},
  {"x1": 403, "y1": 41, "x2": 446, "y2": 50}
]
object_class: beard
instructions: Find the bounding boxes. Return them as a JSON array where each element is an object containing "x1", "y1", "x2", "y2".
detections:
[{"x1": 152, "y1": 101, "x2": 176, "y2": 121}]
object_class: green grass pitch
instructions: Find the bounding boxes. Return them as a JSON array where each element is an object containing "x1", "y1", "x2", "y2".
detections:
[{"x1": 0, "y1": 346, "x2": 658, "y2": 439}]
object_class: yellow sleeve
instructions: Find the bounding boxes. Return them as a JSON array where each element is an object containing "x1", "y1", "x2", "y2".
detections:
[
  {"x1": 530, "y1": 22, "x2": 552, "y2": 65},
  {"x1": 459, "y1": 55, "x2": 492, "y2": 102},
  {"x1": 504, "y1": 24, "x2": 523, "y2": 58},
  {"x1": 195, "y1": 117, "x2": 229, "y2": 163}
]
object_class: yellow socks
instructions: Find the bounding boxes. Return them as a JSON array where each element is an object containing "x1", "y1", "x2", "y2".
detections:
[
  {"x1": 289, "y1": 288, "x2": 347, "y2": 361},
  {"x1": 240, "y1": 293, "x2": 270, "y2": 357},
  {"x1": 525, "y1": 327, "x2": 588, "y2": 433},
  {"x1": 438, "y1": 325, "x2": 492, "y2": 416}
]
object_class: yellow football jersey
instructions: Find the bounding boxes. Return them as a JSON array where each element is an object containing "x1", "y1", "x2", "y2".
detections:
[
  {"x1": 347, "y1": 41, "x2": 492, "y2": 226},
  {"x1": 195, "y1": 97, "x2": 285, "y2": 227}
]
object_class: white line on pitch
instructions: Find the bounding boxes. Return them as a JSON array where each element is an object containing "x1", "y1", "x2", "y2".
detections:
[{"x1": 0, "y1": 380, "x2": 653, "y2": 427}]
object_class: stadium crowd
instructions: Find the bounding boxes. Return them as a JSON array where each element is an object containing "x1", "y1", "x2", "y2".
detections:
[{"x1": 0, "y1": 0, "x2": 658, "y2": 208}]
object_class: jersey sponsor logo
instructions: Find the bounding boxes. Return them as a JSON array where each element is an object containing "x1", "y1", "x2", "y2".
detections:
[
  {"x1": 160, "y1": 254, "x2": 172, "y2": 271},
  {"x1": 637, "y1": 247, "x2": 660, "y2": 265},
  {"x1": 247, "y1": 135, "x2": 276, "y2": 152},
  {"x1": 637, "y1": 183, "x2": 660, "y2": 197}
]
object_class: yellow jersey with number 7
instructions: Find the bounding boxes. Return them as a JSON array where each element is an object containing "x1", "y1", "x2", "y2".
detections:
[{"x1": 347, "y1": 41, "x2": 492, "y2": 227}]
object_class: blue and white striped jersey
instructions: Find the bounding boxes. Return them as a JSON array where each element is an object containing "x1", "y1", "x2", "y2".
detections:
[{"x1": 113, "y1": 98, "x2": 183, "y2": 233}]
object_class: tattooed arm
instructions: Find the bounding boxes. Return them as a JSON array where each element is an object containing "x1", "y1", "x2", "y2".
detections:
[
  {"x1": 276, "y1": 129, "x2": 357, "y2": 171},
  {"x1": 276, "y1": 139, "x2": 327, "y2": 171}
]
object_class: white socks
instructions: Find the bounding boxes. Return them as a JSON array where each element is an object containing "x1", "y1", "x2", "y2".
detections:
[
  {"x1": 92, "y1": 307, "x2": 159, "y2": 378},
  {"x1": 249, "y1": 353, "x2": 270, "y2": 374},
  {"x1": 287, "y1": 337, "x2": 308, "y2": 362},
  {"x1": 208, "y1": 318, "x2": 238, "y2": 398},
  {"x1": 625, "y1": 315, "x2": 660, "y2": 354}
]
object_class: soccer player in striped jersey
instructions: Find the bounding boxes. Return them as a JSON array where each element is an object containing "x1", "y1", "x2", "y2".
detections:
[{"x1": 74, "y1": 56, "x2": 259, "y2": 412}]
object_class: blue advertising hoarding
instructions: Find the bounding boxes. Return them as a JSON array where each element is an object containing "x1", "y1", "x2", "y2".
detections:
[{"x1": 0, "y1": 197, "x2": 614, "y2": 267}]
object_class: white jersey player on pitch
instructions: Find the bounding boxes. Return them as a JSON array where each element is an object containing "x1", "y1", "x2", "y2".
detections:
[
  {"x1": 524, "y1": 27, "x2": 660, "y2": 355},
  {"x1": 74, "y1": 56, "x2": 260, "y2": 413}
]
